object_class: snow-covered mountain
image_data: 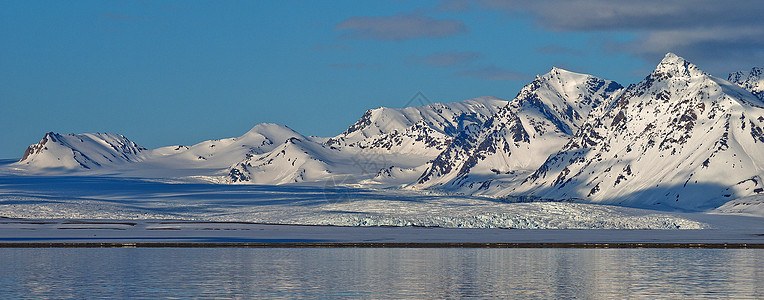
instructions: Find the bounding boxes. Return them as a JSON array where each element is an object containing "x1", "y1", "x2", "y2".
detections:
[
  {"x1": 326, "y1": 96, "x2": 507, "y2": 156},
  {"x1": 147, "y1": 123, "x2": 302, "y2": 170},
  {"x1": 14, "y1": 132, "x2": 148, "y2": 170},
  {"x1": 6, "y1": 53, "x2": 764, "y2": 212},
  {"x1": 512, "y1": 53, "x2": 764, "y2": 211},
  {"x1": 223, "y1": 98, "x2": 510, "y2": 185},
  {"x1": 226, "y1": 136, "x2": 334, "y2": 184},
  {"x1": 415, "y1": 68, "x2": 622, "y2": 191},
  {"x1": 7, "y1": 98, "x2": 507, "y2": 185},
  {"x1": 729, "y1": 67, "x2": 764, "y2": 101},
  {"x1": 11, "y1": 123, "x2": 303, "y2": 177}
]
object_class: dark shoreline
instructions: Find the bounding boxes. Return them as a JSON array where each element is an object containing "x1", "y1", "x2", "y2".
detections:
[{"x1": 2, "y1": 242, "x2": 763, "y2": 248}]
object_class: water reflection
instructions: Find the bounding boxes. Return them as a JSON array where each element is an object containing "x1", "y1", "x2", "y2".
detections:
[{"x1": 0, "y1": 248, "x2": 761, "y2": 298}]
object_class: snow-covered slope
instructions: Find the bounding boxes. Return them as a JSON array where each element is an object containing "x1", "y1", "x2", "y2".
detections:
[
  {"x1": 512, "y1": 53, "x2": 764, "y2": 211},
  {"x1": 415, "y1": 68, "x2": 622, "y2": 191},
  {"x1": 223, "y1": 98, "x2": 508, "y2": 185},
  {"x1": 326, "y1": 96, "x2": 508, "y2": 156},
  {"x1": 7, "y1": 97, "x2": 507, "y2": 186},
  {"x1": 226, "y1": 136, "x2": 335, "y2": 184},
  {"x1": 1, "y1": 176, "x2": 728, "y2": 229},
  {"x1": 713, "y1": 194, "x2": 764, "y2": 217},
  {"x1": 729, "y1": 67, "x2": 764, "y2": 101},
  {"x1": 10, "y1": 123, "x2": 304, "y2": 178},
  {"x1": 146, "y1": 123, "x2": 302, "y2": 170},
  {"x1": 225, "y1": 134, "x2": 432, "y2": 185},
  {"x1": 14, "y1": 132, "x2": 148, "y2": 170},
  {"x1": 6, "y1": 53, "x2": 764, "y2": 214}
]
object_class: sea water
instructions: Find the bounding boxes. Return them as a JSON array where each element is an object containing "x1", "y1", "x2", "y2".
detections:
[{"x1": 0, "y1": 248, "x2": 761, "y2": 298}]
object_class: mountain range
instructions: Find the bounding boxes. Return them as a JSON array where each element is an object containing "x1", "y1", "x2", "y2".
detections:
[{"x1": 6, "y1": 53, "x2": 763, "y2": 211}]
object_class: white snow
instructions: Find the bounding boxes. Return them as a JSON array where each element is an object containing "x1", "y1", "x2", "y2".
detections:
[
  {"x1": 713, "y1": 194, "x2": 764, "y2": 217},
  {"x1": 508, "y1": 53, "x2": 764, "y2": 211},
  {"x1": 414, "y1": 67, "x2": 623, "y2": 191},
  {"x1": 729, "y1": 66, "x2": 764, "y2": 101},
  {"x1": 0, "y1": 175, "x2": 751, "y2": 230},
  {"x1": 14, "y1": 132, "x2": 148, "y2": 170},
  {"x1": 2, "y1": 53, "x2": 763, "y2": 219}
]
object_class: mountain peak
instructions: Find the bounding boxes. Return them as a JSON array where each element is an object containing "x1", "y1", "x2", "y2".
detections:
[
  {"x1": 247, "y1": 122, "x2": 289, "y2": 133},
  {"x1": 16, "y1": 132, "x2": 147, "y2": 169},
  {"x1": 546, "y1": 66, "x2": 576, "y2": 77},
  {"x1": 243, "y1": 123, "x2": 301, "y2": 140},
  {"x1": 729, "y1": 66, "x2": 764, "y2": 102},
  {"x1": 652, "y1": 53, "x2": 705, "y2": 79},
  {"x1": 729, "y1": 67, "x2": 763, "y2": 82},
  {"x1": 662, "y1": 52, "x2": 681, "y2": 61}
]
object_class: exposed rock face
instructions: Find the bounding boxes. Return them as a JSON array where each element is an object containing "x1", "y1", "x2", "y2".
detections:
[
  {"x1": 20, "y1": 133, "x2": 50, "y2": 162},
  {"x1": 415, "y1": 67, "x2": 622, "y2": 191},
  {"x1": 17, "y1": 132, "x2": 148, "y2": 169},
  {"x1": 513, "y1": 53, "x2": 764, "y2": 211},
  {"x1": 9, "y1": 53, "x2": 764, "y2": 212},
  {"x1": 326, "y1": 97, "x2": 508, "y2": 157},
  {"x1": 147, "y1": 123, "x2": 304, "y2": 168},
  {"x1": 729, "y1": 67, "x2": 764, "y2": 101},
  {"x1": 226, "y1": 136, "x2": 334, "y2": 184},
  {"x1": 225, "y1": 99, "x2": 509, "y2": 185}
]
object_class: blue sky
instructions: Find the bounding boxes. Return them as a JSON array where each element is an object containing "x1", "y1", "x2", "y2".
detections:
[{"x1": 1, "y1": 1, "x2": 762, "y2": 158}]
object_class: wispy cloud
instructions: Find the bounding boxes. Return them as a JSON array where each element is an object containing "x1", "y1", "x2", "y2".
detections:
[
  {"x1": 612, "y1": 26, "x2": 764, "y2": 71},
  {"x1": 437, "y1": 0, "x2": 472, "y2": 12},
  {"x1": 476, "y1": 0, "x2": 763, "y2": 31},
  {"x1": 408, "y1": 51, "x2": 482, "y2": 67},
  {"x1": 456, "y1": 66, "x2": 527, "y2": 81},
  {"x1": 469, "y1": 0, "x2": 764, "y2": 72},
  {"x1": 335, "y1": 13, "x2": 467, "y2": 41}
]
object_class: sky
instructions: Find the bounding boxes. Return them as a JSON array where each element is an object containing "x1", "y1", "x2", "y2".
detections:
[{"x1": 1, "y1": 0, "x2": 763, "y2": 158}]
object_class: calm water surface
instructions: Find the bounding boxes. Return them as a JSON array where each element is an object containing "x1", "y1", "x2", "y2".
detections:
[{"x1": 1, "y1": 248, "x2": 761, "y2": 298}]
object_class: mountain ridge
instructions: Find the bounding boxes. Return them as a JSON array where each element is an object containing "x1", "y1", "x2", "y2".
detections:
[
  {"x1": 414, "y1": 67, "x2": 623, "y2": 191},
  {"x1": 17, "y1": 132, "x2": 148, "y2": 170},
  {"x1": 510, "y1": 53, "x2": 764, "y2": 211},
  {"x1": 729, "y1": 67, "x2": 764, "y2": 101},
  {"x1": 6, "y1": 53, "x2": 764, "y2": 212}
]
